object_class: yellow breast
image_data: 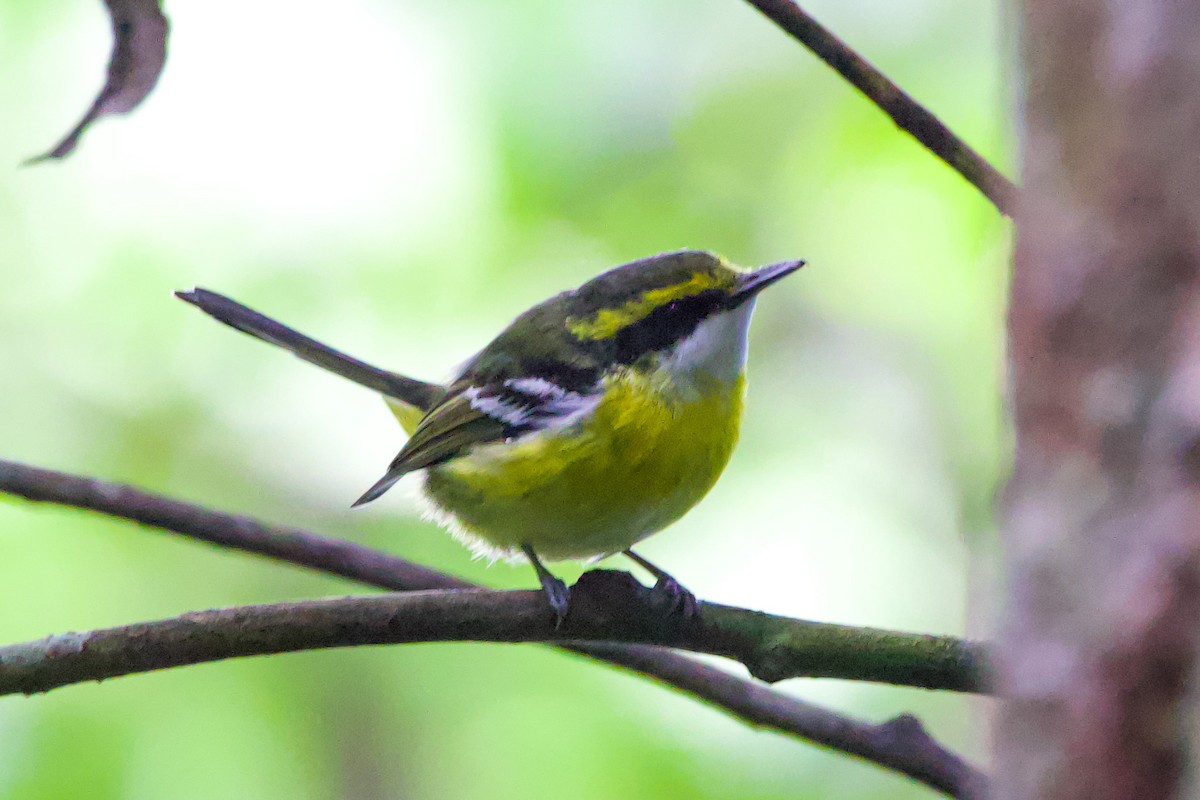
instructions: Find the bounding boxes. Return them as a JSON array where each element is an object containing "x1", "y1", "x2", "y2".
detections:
[{"x1": 421, "y1": 368, "x2": 746, "y2": 561}]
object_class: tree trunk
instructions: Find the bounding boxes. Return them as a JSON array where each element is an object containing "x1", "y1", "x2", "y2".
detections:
[{"x1": 998, "y1": 1, "x2": 1200, "y2": 798}]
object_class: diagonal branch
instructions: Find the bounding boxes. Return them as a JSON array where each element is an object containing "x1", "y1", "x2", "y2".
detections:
[
  {"x1": 741, "y1": 0, "x2": 1016, "y2": 215},
  {"x1": 0, "y1": 459, "x2": 986, "y2": 797}
]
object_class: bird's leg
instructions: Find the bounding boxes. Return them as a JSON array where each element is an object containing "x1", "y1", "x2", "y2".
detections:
[
  {"x1": 522, "y1": 544, "x2": 570, "y2": 625},
  {"x1": 623, "y1": 549, "x2": 699, "y2": 618}
]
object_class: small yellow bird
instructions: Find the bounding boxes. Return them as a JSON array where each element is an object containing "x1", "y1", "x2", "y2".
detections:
[{"x1": 177, "y1": 250, "x2": 802, "y2": 619}]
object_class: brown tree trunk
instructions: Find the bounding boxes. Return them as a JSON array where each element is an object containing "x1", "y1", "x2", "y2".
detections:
[{"x1": 997, "y1": 1, "x2": 1200, "y2": 798}]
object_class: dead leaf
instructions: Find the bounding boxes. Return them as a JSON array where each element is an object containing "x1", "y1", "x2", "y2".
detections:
[{"x1": 27, "y1": 0, "x2": 169, "y2": 164}]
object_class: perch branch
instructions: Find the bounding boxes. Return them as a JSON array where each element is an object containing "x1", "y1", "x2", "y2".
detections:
[
  {"x1": 0, "y1": 575, "x2": 981, "y2": 693},
  {"x1": 0, "y1": 459, "x2": 986, "y2": 797}
]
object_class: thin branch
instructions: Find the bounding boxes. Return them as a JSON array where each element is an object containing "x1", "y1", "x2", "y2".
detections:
[
  {"x1": 578, "y1": 643, "x2": 987, "y2": 798},
  {"x1": 0, "y1": 573, "x2": 980, "y2": 692},
  {"x1": 0, "y1": 587, "x2": 982, "y2": 795},
  {"x1": 0, "y1": 461, "x2": 984, "y2": 690},
  {"x1": 741, "y1": 0, "x2": 1017, "y2": 216},
  {"x1": 0, "y1": 459, "x2": 986, "y2": 797}
]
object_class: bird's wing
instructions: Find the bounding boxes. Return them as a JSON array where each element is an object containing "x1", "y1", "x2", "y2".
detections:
[
  {"x1": 176, "y1": 288, "x2": 446, "y2": 412},
  {"x1": 354, "y1": 377, "x2": 601, "y2": 506}
]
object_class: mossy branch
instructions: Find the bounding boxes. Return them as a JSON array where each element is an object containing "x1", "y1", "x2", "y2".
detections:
[{"x1": 699, "y1": 598, "x2": 982, "y2": 689}]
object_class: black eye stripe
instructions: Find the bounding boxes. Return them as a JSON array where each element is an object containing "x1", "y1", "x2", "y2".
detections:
[{"x1": 612, "y1": 290, "x2": 725, "y2": 364}]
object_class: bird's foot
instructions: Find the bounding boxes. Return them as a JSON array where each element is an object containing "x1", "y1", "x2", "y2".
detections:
[
  {"x1": 523, "y1": 544, "x2": 570, "y2": 627},
  {"x1": 649, "y1": 575, "x2": 700, "y2": 619},
  {"x1": 624, "y1": 549, "x2": 701, "y2": 620},
  {"x1": 540, "y1": 575, "x2": 571, "y2": 627}
]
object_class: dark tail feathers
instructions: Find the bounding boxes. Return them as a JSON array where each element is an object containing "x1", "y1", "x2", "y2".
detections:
[{"x1": 175, "y1": 288, "x2": 444, "y2": 412}]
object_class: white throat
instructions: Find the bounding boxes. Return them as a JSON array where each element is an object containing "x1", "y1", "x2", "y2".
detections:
[{"x1": 660, "y1": 299, "x2": 756, "y2": 385}]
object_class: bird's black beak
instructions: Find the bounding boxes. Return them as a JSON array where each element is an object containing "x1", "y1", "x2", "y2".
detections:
[{"x1": 730, "y1": 259, "x2": 805, "y2": 306}]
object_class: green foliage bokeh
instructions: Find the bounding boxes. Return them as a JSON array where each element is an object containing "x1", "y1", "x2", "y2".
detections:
[{"x1": 0, "y1": 0, "x2": 1008, "y2": 797}]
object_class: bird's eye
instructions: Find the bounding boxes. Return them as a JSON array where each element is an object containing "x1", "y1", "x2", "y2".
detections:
[{"x1": 667, "y1": 301, "x2": 679, "y2": 311}]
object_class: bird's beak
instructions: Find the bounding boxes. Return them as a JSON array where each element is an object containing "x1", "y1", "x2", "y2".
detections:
[{"x1": 731, "y1": 259, "x2": 805, "y2": 305}]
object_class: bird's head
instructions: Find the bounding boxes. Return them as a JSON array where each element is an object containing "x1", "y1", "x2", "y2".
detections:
[
  {"x1": 566, "y1": 250, "x2": 803, "y2": 367},
  {"x1": 467, "y1": 251, "x2": 803, "y2": 390}
]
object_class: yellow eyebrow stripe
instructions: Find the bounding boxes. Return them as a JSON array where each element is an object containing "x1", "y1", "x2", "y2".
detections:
[{"x1": 567, "y1": 271, "x2": 734, "y2": 340}]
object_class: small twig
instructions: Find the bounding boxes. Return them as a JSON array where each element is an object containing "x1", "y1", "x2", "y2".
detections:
[
  {"x1": 0, "y1": 459, "x2": 986, "y2": 797},
  {"x1": 741, "y1": 0, "x2": 1017, "y2": 215},
  {"x1": 26, "y1": 0, "x2": 169, "y2": 163}
]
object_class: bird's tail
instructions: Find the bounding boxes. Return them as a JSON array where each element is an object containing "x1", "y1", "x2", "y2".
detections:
[
  {"x1": 351, "y1": 466, "x2": 407, "y2": 507},
  {"x1": 175, "y1": 288, "x2": 445, "y2": 412}
]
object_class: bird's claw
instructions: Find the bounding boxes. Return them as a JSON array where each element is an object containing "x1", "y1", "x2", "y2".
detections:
[
  {"x1": 650, "y1": 575, "x2": 700, "y2": 619},
  {"x1": 542, "y1": 577, "x2": 571, "y2": 627}
]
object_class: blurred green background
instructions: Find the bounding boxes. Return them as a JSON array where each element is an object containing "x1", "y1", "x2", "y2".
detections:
[{"x1": 0, "y1": 0, "x2": 1009, "y2": 796}]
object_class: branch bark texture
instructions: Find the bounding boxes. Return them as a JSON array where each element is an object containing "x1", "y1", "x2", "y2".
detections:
[
  {"x1": 0, "y1": 578, "x2": 979, "y2": 695},
  {"x1": 0, "y1": 459, "x2": 985, "y2": 797},
  {"x1": 998, "y1": 1, "x2": 1200, "y2": 797}
]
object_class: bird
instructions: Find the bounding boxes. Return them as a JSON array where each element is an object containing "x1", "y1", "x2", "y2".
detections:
[{"x1": 176, "y1": 250, "x2": 802, "y2": 621}]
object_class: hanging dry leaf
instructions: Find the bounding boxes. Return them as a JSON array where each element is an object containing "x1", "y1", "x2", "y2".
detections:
[{"x1": 28, "y1": 0, "x2": 169, "y2": 164}]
